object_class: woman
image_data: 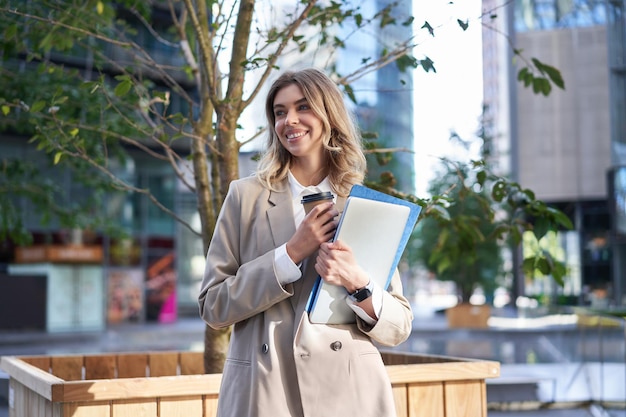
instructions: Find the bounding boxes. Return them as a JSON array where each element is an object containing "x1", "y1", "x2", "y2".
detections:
[{"x1": 198, "y1": 68, "x2": 413, "y2": 417}]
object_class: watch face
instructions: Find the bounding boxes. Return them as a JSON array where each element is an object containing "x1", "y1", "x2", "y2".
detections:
[{"x1": 353, "y1": 288, "x2": 372, "y2": 302}]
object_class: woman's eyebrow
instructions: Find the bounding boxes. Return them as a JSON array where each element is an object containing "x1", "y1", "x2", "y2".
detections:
[{"x1": 273, "y1": 97, "x2": 308, "y2": 110}]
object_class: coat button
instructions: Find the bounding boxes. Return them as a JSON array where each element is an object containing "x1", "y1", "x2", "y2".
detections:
[
  {"x1": 330, "y1": 341, "x2": 342, "y2": 351},
  {"x1": 261, "y1": 343, "x2": 269, "y2": 354}
]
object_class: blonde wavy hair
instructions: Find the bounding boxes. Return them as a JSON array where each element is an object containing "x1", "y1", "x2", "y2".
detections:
[{"x1": 255, "y1": 68, "x2": 366, "y2": 197}]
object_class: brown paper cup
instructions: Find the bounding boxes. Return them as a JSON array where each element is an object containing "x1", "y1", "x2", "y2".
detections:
[{"x1": 301, "y1": 191, "x2": 334, "y2": 214}]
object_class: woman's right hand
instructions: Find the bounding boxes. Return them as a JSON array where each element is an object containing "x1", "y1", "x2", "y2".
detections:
[{"x1": 286, "y1": 202, "x2": 338, "y2": 264}]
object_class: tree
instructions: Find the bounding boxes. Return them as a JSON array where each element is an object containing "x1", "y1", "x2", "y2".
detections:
[
  {"x1": 411, "y1": 159, "x2": 503, "y2": 303},
  {"x1": 405, "y1": 107, "x2": 573, "y2": 305},
  {"x1": 0, "y1": 0, "x2": 565, "y2": 372}
]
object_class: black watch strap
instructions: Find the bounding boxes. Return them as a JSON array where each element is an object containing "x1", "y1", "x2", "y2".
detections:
[{"x1": 349, "y1": 285, "x2": 372, "y2": 302}]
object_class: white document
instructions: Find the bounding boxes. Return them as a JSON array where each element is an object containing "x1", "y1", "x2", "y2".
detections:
[{"x1": 307, "y1": 196, "x2": 411, "y2": 324}]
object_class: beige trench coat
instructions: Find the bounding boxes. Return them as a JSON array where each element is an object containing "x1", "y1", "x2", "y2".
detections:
[{"x1": 198, "y1": 176, "x2": 413, "y2": 417}]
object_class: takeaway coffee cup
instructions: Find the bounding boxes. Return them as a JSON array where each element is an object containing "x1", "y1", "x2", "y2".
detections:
[{"x1": 301, "y1": 191, "x2": 334, "y2": 214}]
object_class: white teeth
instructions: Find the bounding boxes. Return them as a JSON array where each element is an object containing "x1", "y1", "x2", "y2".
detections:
[{"x1": 286, "y1": 131, "x2": 306, "y2": 140}]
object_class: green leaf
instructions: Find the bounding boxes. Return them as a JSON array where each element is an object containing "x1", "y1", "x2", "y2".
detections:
[
  {"x1": 522, "y1": 257, "x2": 536, "y2": 274},
  {"x1": 542, "y1": 64, "x2": 565, "y2": 90},
  {"x1": 114, "y1": 80, "x2": 132, "y2": 97},
  {"x1": 523, "y1": 74, "x2": 532, "y2": 88},
  {"x1": 1, "y1": 105, "x2": 10, "y2": 116},
  {"x1": 532, "y1": 77, "x2": 551, "y2": 96},
  {"x1": 396, "y1": 54, "x2": 418, "y2": 72},
  {"x1": 491, "y1": 180, "x2": 506, "y2": 201},
  {"x1": 533, "y1": 216, "x2": 550, "y2": 241},
  {"x1": 69, "y1": 128, "x2": 80, "y2": 137},
  {"x1": 492, "y1": 224, "x2": 510, "y2": 240},
  {"x1": 355, "y1": 13, "x2": 363, "y2": 27},
  {"x1": 419, "y1": 57, "x2": 436, "y2": 73},
  {"x1": 535, "y1": 257, "x2": 550, "y2": 274},
  {"x1": 552, "y1": 262, "x2": 566, "y2": 286},
  {"x1": 421, "y1": 21, "x2": 434, "y2": 37},
  {"x1": 548, "y1": 208, "x2": 573, "y2": 229},
  {"x1": 53, "y1": 152, "x2": 63, "y2": 164},
  {"x1": 517, "y1": 67, "x2": 528, "y2": 81},
  {"x1": 5, "y1": 24, "x2": 17, "y2": 40},
  {"x1": 31, "y1": 100, "x2": 46, "y2": 113},
  {"x1": 477, "y1": 170, "x2": 486, "y2": 186},
  {"x1": 436, "y1": 256, "x2": 451, "y2": 275},
  {"x1": 343, "y1": 84, "x2": 356, "y2": 104}
]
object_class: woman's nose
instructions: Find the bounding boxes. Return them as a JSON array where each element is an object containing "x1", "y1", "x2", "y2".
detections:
[{"x1": 285, "y1": 109, "x2": 298, "y2": 125}]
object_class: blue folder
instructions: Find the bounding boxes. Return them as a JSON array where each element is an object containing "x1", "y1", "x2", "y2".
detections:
[{"x1": 305, "y1": 184, "x2": 421, "y2": 324}]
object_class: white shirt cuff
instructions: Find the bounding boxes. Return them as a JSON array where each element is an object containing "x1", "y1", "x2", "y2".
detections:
[
  {"x1": 345, "y1": 282, "x2": 383, "y2": 325},
  {"x1": 274, "y1": 243, "x2": 302, "y2": 285}
]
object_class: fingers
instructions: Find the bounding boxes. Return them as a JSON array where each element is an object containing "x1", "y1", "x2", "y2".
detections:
[
  {"x1": 306, "y1": 202, "x2": 338, "y2": 223},
  {"x1": 327, "y1": 239, "x2": 348, "y2": 250},
  {"x1": 287, "y1": 205, "x2": 338, "y2": 263}
]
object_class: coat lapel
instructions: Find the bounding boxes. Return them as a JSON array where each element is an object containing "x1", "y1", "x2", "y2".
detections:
[
  {"x1": 266, "y1": 183, "x2": 301, "y2": 313},
  {"x1": 267, "y1": 183, "x2": 294, "y2": 249}
]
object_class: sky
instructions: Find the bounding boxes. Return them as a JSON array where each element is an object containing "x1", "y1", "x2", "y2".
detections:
[{"x1": 412, "y1": 0, "x2": 484, "y2": 197}]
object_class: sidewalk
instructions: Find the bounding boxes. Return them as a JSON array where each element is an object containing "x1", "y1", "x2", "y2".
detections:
[{"x1": 0, "y1": 312, "x2": 624, "y2": 417}]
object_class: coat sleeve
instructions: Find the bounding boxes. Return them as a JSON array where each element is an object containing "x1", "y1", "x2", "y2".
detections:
[
  {"x1": 198, "y1": 181, "x2": 294, "y2": 329},
  {"x1": 357, "y1": 269, "x2": 413, "y2": 346}
]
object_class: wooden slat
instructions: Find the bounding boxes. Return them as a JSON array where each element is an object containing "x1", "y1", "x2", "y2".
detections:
[
  {"x1": 444, "y1": 380, "x2": 485, "y2": 417},
  {"x1": 204, "y1": 394, "x2": 219, "y2": 417},
  {"x1": 159, "y1": 395, "x2": 203, "y2": 417},
  {"x1": 385, "y1": 360, "x2": 500, "y2": 384},
  {"x1": 179, "y1": 352, "x2": 204, "y2": 375},
  {"x1": 10, "y1": 379, "x2": 29, "y2": 417},
  {"x1": 148, "y1": 352, "x2": 179, "y2": 377},
  {"x1": 62, "y1": 401, "x2": 110, "y2": 417},
  {"x1": 408, "y1": 382, "x2": 444, "y2": 417},
  {"x1": 382, "y1": 352, "x2": 458, "y2": 366},
  {"x1": 51, "y1": 356, "x2": 84, "y2": 381},
  {"x1": 391, "y1": 384, "x2": 408, "y2": 417},
  {"x1": 9, "y1": 378, "x2": 63, "y2": 417},
  {"x1": 21, "y1": 356, "x2": 51, "y2": 373},
  {"x1": 117, "y1": 353, "x2": 148, "y2": 378},
  {"x1": 111, "y1": 399, "x2": 157, "y2": 417},
  {"x1": 0, "y1": 356, "x2": 64, "y2": 401},
  {"x1": 85, "y1": 355, "x2": 116, "y2": 380},
  {"x1": 61, "y1": 374, "x2": 223, "y2": 402}
]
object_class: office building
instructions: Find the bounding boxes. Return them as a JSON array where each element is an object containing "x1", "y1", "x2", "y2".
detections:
[{"x1": 482, "y1": 0, "x2": 625, "y2": 305}]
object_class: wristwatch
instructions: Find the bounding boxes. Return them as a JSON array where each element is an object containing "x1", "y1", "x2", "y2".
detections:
[{"x1": 349, "y1": 281, "x2": 374, "y2": 302}]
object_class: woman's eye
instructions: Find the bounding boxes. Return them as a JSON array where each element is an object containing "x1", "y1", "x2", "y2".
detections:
[
  {"x1": 298, "y1": 104, "x2": 310, "y2": 111},
  {"x1": 275, "y1": 110, "x2": 285, "y2": 117}
]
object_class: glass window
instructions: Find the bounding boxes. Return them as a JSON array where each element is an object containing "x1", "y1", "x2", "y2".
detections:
[{"x1": 515, "y1": 0, "x2": 607, "y2": 32}]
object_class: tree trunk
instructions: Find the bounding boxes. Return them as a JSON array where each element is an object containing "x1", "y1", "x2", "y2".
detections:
[{"x1": 203, "y1": 325, "x2": 232, "y2": 374}]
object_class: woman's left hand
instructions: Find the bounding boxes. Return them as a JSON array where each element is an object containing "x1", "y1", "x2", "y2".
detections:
[{"x1": 314, "y1": 240, "x2": 369, "y2": 293}]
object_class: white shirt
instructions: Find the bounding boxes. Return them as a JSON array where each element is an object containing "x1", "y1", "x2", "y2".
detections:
[{"x1": 273, "y1": 172, "x2": 382, "y2": 324}]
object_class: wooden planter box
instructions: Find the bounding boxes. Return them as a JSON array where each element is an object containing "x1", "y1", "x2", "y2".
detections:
[
  {"x1": 1, "y1": 351, "x2": 500, "y2": 417},
  {"x1": 446, "y1": 304, "x2": 492, "y2": 329}
]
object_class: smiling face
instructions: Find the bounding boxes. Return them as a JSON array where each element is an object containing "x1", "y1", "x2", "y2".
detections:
[{"x1": 272, "y1": 83, "x2": 326, "y2": 162}]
